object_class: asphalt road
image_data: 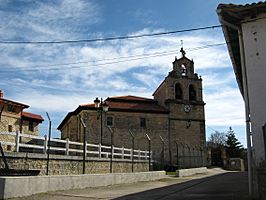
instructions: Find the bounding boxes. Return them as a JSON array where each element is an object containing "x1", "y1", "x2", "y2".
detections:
[
  {"x1": 10, "y1": 170, "x2": 250, "y2": 200},
  {"x1": 115, "y1": 172, "x2": 249, "y2": 200}
]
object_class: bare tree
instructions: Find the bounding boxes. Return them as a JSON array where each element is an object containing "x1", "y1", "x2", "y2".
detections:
[{"x1": 208, "y1": 131, "x2": 226, "y2": 147}]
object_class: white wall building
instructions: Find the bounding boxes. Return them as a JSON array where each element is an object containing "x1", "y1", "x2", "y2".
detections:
[{"x1": 217, "y1": 2, "x2": 266, "y2": 198}]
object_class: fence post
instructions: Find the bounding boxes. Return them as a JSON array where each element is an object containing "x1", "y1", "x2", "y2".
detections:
[
  {"x1": 122, "y1": 146, "x2": 124, "y2": 159},
  {"x1": 186, "y1": 144, "x2": 191, "y2": 168},
  {"x1": 65, "y1": 138, "x2": 69, "y2": 156},
  {"x1": 159, "y1": 135, "x2": 165, "y2": 169},
  {"x1": 175, "y1": 141, "x2": 179, "y2": 169},
  {"x1": 46, "y1": 112, "x2": 52, "y2": 175},
  {"x1": 200, "y1": 148, "x2": 204, "y2": 167},
  {"x1": 129, "y1": 130, "x2": 135, "y2": 172},
  {"x1": 111, "y1": 145, "x2": 114, "y2": 159},
  {"x1": 84, "y1": 141, "x2": 88, "y2": 158},
  {"x1": 80, "y1": 117, "x2": 87, "y2": 174},
  {"x1": 15, "y1": 131, "x2": 20, "y2": 152},
  {"x1": 44, "y1": 135, "x2": 48, "y2": 154},
  {"x1": 179, "y1": 143, "x2": 183, "y2": 169},
  {"x1": 106, "y1": 126, "x2": 114, "y2": 173},
  {"x1": 146, "y1": 133, "x2": 151, "y2": 171},
  {"x1": 138, "y1": 149, "x2": 141, "y2": 160},
  {"x1": 99, "y1": 143, "x2": 101, "y2": 158},
  {"x1": 192, "y1": 147, "x2": 195, "y2": 168}
]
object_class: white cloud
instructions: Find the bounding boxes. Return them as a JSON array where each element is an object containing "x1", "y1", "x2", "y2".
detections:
[
  {"x1": 0, "y1": 0, "x2": 101, "y2": 41},
  {"x1": 204, "y1": 87, "x2": 245, "y2": 126},
  {"x1": 0, "y1": 1, "x2": 244, "y2": 130}
]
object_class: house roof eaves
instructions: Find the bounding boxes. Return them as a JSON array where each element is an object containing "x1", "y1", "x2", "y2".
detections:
[
  {"x1": 0, "y1": 98, "x2": 29, "y2": 108},
  {"x1": 216, "y1": 2, "x2": 266, "y2": 96}
]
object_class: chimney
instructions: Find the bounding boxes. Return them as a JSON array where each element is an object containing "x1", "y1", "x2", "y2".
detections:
[{"x1": 0, "y1": 90, "x2": 3, "y2": 98}]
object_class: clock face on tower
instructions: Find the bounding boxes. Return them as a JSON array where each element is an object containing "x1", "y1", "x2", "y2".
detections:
[{"x1": 184, "y1": 104, "x2": 191, "y2": 113}]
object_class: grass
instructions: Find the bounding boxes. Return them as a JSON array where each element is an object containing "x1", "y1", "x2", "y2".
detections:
[{"x1": 166, "y1": 171, "x2": 176, "y2": 175}]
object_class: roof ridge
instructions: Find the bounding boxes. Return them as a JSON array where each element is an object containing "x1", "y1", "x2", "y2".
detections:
[{"x1": 107, "y1": 95, "x2": 155, "y2": 101}]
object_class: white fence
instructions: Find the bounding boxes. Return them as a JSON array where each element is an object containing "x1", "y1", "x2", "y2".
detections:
[{"x1": 0, "y1": 132, "x2": 152, "y2": 161}]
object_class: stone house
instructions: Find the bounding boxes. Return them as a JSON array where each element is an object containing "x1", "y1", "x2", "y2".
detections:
[
  {"x1": 0, "y1": 90, "x2": 44, "y2": 150},
  {"x1": 57, "y1": 50, "x2": 206, "y2": 169}
]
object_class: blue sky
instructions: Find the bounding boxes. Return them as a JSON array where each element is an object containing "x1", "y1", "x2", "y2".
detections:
[{"x1": 0, "y1": 0, "x2": 260, "y2": 147}]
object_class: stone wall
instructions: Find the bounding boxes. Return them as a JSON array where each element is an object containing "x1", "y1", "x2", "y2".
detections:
[
  {"x1": 60, "y1": 109, "x2": 206, "y2": 169},
  {"x1": 0, "y1": 152, "x2": 150, "y2": 175},
  {"x1": 0, "y1": 114, "x2": 40, "y2": 151},
  {"x1": 61, "y1": 111, "x2": 169, "y2": 166}
]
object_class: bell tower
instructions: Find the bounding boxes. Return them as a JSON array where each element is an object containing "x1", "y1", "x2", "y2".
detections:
[{"x1": 153, "y1": 48, "x2": 206, "y2": 165}]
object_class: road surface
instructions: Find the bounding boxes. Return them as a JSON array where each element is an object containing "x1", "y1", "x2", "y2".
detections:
[{"x1": 10, "y1": 169, "x2": 250, "y2": 200}]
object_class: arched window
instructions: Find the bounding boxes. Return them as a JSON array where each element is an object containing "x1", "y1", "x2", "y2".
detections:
[
  {"x1": 189, "y1": 85, "x2": 196, "y2": 101},
  {"x1": 175, "y1": 83, "x2": 183, "y2": 100}
]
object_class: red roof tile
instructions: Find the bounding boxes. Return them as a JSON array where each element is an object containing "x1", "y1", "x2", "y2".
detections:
[
  {"x1": 80, "y1": 95, "x2": 168, "y2": 113},
  {"x1": 22, "y1": 111, "x2": 44, "y2": 122},
  {"x1": 58, "y1": 95, "x2": 168, "y2": 130},
  {"x1": 107, "y1": 95, "x2": 155, "y2": 102}
]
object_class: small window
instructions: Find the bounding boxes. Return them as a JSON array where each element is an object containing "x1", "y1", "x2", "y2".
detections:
[
  {"x1": 7, "y1": 145, "x2": 12, "y2": 151},
  {"x1": 8, "y1": 125, "x2": 12, "y2": 132},
  {"x1": 7, "y1": 104, "x2": 15, "y2": 113},
  {"x1": 29, "y1": 121, "x2": 34, "y2": 132},
  {"x1": 106, "y1": 116, "x2": 113, "y2": 127},
  {"x1": 140, "y1": 118, "x2": 146, "y2": 128}
]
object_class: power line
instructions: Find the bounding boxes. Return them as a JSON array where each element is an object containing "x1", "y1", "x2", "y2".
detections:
[
  {"x1": 0, "y1": 25, "x2": 222, "y2": 45},
  {"x1": 0, "y1": 42, "x2": 226, "y2": 72},
  {"x1": 206, "y1": 125, "x2": 219, "y2": 133}
]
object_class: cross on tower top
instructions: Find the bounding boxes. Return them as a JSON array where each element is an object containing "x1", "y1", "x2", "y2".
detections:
[{"x1": 180, "y1": 47, "x2": 186, "y2": 57}]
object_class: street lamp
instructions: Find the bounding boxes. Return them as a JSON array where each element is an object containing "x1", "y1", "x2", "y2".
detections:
[{"x1": 94, "y1": 97, "x2": 109, "y2": 144}]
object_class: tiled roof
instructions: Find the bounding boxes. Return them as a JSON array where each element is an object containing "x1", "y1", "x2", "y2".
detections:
[
  {"x1": 217, "y1": 2, "x2": 266, "y2": 25},
  {"x1": 57, "y1": 95, "x2": 168, "y2": 130},
  {"x1": 218, "y1": 1, "x2": 266, "y2": 10},
  {"x1": 22, "y1": 111, "x2": 44, "y2": 122},
  {"x1": 80, "y1": 95, "x2": 168, "y2": 113},
  {"x1": 107, "y1": 95, "x2": 156, "y2": 102}
]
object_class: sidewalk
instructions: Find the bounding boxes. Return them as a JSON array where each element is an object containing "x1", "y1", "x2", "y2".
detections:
[{"x1": 9, "y1": 168, "x2": 249, "y2": 200}]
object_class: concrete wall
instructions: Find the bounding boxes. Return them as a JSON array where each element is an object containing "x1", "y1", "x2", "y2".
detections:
[
  {"x1": 0, "y1": 171, "x2": 166, "y2": 199},
  {"x1": 176, "y1": 167, "x2": 207, "y2": 177},
  {"x1": 241, "y1": 15, "x2": 266, "y2": 198},
  {"x1": 0, "y1": 152, "x2": 150, "y2": 175},
  {"x1": 257, "y1": 163, "x2": 266, "y2": 199}
]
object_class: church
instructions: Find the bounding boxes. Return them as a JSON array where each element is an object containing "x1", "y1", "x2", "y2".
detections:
[{"x1": 57, "y1": 49, "x2": 206, "y2": 169}]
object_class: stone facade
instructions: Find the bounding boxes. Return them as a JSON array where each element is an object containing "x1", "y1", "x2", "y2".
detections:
[
  {"x1": 58, "y1": 52, "x2": 206, "y2": 169},
  {"x1": 0, "y1": 91, "x2": 44, "y2": 151},
  {"x1": 1, "y1": 152, "x2": 150, "y2": 175}
]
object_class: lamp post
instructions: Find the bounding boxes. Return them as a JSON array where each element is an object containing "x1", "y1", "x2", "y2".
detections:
[{"x1": 94, "y1": 97, "x2": 109, "y2": 144}]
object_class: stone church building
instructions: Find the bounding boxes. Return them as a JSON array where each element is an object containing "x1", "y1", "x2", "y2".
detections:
[{"x1": 57, "y1": 49, "x2": 206, "y2": 169}]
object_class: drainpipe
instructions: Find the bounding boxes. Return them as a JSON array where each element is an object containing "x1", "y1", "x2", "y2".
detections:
[{"x1": 217, "y1": 11, "x2": 253, "y2": 196}]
